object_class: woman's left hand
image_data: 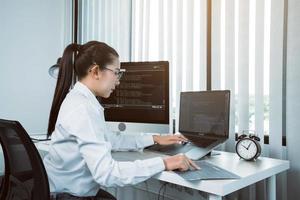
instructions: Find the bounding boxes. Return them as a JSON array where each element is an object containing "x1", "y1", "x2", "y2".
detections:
[{"x1": 152, "y1": 134, "x2": 189, "y2": 145}]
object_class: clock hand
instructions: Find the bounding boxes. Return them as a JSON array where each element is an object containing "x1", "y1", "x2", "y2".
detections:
[
  {"x1": 247, "y1": 142, "x2": 252, "y2": 150},
  {"x1": 241, "y1": 144, "x2": 248, "y2": 149}
]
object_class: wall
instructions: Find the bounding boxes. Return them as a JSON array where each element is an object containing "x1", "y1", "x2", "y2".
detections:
[
  {"x1": 286, "y1": 0, "x2": 300, "y2": 199},
  {"x1": 0, "y1": 0, "x2": 67, "y2": 134}
]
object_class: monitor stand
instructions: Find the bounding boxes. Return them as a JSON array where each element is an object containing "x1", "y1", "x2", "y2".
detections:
[
  {"x1": 186, "y1": 148, "x2": 221, "y2": 160},
  {"x1": 205, "y1": 151, "x2": 221, "y2": 157}
]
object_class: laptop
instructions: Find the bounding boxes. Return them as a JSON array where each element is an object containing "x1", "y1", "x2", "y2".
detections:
[{"x1": 146, "y1": 90, "x2": 230, "y2": 160}]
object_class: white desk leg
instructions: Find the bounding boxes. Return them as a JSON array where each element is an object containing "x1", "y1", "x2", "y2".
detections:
[
  {"x1": 208, "y1": 194, "x2": 222, "y2": 200},
  {"x1": 267, "y1": 175, "x2": 276, "y2": 200}
]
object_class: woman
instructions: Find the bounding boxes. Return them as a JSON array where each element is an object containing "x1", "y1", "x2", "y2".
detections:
[{"x1": 44, "y1": 41, "x2": 198, "y2": 199}]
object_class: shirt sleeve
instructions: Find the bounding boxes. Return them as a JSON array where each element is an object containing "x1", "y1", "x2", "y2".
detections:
[
  {"x1": 105, "y1": 130, "x2": 155, "y2": 151},
  {"x1": 65, "y1": 105, "x2": 165, "y2": 187}
]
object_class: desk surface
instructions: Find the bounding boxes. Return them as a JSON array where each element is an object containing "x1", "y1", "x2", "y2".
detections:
[
  {"x1": 111, "y1": 150, "x2": 289, "y2": 197},
  {"x1": 36, "y1": 142, "x2": 289, "y2": 197}
]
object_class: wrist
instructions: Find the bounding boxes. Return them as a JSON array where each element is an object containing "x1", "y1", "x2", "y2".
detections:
[
  {"x1": 153, "y1": 135, "x2": 160, "y2": 144},
  {"x1": 163, "y1": 157, "x2": 169, "y2": 170},
  {"x1": 162, "y1": 158, "x2": 167, "y2": 170}
]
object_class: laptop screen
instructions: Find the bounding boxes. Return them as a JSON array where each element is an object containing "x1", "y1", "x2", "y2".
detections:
[{"x1": 179, "y1": 90, "x2": 230, "y2": 139}]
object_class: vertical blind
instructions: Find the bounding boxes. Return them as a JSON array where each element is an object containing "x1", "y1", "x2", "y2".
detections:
[
  {"x1": 79, "y1": 0, "x2": 131, "y2": 61},
  {"x1": 131, "y1": 0, "x2": 207, "y2": 132},
  {"x1": 79, "y1": 0, "x2": 285, "y2": 158},
  {"x1": 131, "y1": 0, "x2": 285, "y2": 158}
]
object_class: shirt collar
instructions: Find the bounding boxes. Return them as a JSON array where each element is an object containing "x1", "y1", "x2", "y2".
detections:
[{"x1": 73, "y1": 81, "x2": 104, "y2": 111}]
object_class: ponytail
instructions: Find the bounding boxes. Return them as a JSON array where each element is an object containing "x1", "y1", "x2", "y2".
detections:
[{"x1": 47, "y1": 43, "x2": 79, "y2": 137}]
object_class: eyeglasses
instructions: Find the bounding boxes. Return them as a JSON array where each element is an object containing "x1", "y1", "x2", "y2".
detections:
[
  {"x1": 91, "y1": 63, "x2": 126, "y2": 79},
  {"x1": 103, "y1": 67, "x2": 126, "y2": 79}
]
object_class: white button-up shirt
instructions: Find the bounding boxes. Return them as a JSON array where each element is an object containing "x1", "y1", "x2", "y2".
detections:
[{"x1": 43, "y1": 82, "x2": 165, "y2": 196}]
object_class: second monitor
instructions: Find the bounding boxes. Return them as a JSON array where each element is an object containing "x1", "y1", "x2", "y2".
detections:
[{"x1": 99, "y1": 61, "x2": 170, "y2": 134}]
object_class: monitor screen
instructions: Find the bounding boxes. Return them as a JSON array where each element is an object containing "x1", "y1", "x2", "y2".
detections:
[
  {"x1": 179, "y1": 90, "x2": 230, "y2": 138},
  {"x1": 99, "y1": 61, "x2": 169, "y2": 125}
]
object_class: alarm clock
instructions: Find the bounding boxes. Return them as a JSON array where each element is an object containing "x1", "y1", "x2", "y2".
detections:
[{"x1": 236, "y1": 133, "x2": 261, "y2": 161}]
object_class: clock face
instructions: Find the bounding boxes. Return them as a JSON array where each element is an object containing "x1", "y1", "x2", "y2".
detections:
[{"x1": 236, "y1": 138, "x2": 258, "y2": 160}]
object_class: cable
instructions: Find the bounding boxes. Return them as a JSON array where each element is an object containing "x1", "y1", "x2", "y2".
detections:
[
  {"x1": 157, "y1": 182, "x2": 168, "y2": 200},
  {"x1": 162, "y1": 182, "x2": 168, "y2": 200},
  {"x1": 157, "y1": 183, "x2": 164, "y2": 200}
]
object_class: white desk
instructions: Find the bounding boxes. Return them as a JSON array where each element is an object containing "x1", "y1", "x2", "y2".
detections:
[{"x1": 35, "y1": 142, "x2": 289, "y2": 200}]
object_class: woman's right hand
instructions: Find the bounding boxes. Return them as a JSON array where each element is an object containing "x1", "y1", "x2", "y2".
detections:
[{"x1": 163, "y1": 154, "x2": 200, "y2": 171}]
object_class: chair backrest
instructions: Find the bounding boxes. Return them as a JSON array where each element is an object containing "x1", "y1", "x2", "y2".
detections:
[{"x1": 0, "y1": 119, "x2": 50, "y2": 200}]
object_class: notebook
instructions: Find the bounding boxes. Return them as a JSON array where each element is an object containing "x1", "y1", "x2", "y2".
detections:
[{"x1": 147, "y1": 90, "x2": 230, "y2": 160}]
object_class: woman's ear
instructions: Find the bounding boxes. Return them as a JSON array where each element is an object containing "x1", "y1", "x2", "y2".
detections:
[{"x1": 89, "y1": 65, "x2": 101, "y2": 80}]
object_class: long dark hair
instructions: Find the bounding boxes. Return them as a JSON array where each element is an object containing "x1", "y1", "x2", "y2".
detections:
[{"x1": 47, "y1": 41, "x2": 119, "y2": 137}]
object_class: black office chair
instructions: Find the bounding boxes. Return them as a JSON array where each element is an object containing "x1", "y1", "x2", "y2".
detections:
[
  {"x1": 0, "y1": 119, "x2": 50, "y2": 200},
  {"x1": 0, "y1": 119, "x2": 117, "y2": 200}
]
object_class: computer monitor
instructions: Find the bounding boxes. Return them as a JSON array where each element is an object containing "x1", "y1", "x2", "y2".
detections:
[{"x1": 98, "y1": 61, "x2": 171, "y2": 134}]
